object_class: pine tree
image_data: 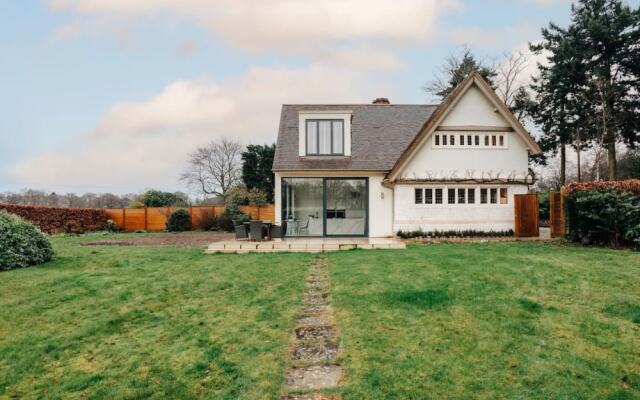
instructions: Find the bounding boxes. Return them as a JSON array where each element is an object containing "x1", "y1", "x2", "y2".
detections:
[
  {"x1": 425, "y1": 47, "x2": 497, "y2": 99},
  {"x1": 570, "y1": 0, "x2": 640, "y2": 179}
]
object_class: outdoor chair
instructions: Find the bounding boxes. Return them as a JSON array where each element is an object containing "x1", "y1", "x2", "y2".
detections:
[
  {"x1": 234, "y1": 222, "x2": 248, "y2": 240},
  {"x1": 298, "y1": 219, "x2": 310, "y2": 235},
  {"x1": 249, "y1": 220, "x2": 263, "y2": 241},
  {"x1": 269, "y1": 224, "x2": 283, "y2": 239}
]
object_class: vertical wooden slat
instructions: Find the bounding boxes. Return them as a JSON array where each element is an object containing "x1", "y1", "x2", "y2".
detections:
[
  {"x1": 144, "y1": 207, "x2": 148, "y2": 231},
  {"x1": 514, "y1": 194, "x2": 539, "y2": 237}
]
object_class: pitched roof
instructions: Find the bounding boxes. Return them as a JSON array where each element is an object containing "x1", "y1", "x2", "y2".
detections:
[
  {"x1": 272, "y1": 104, "x2": 438, "y2": 171},
  {"x1": 386, "y1": 72, "x2": 543, "y2": 181}
]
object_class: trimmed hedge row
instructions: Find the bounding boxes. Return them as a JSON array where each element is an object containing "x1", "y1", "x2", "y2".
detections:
[
  {"x1": 0, "y1": 204, "x2": 107, "y2": 233},
  {"x1": 565, "y1": 180, "x2": 640, "y2": 249},
  {"x1": 397, "y1": 229, "x2": 514, "y2": 239}
]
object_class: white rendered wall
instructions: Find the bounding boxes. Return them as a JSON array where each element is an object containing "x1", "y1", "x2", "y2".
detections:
[
  {"x1": 273, "y1": 172, "x2": 393, "y2": 237},
  {"x1": 400, "y1": 86, "x2": 530, "y2": 181},
  {"x1": 393, "y1": 184, "x2": 528, "y2": 232}
]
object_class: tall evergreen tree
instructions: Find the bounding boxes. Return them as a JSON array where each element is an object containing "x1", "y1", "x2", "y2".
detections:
[
  {"x1": 570, "y1": 0, "x2": 640, "y2": 179},
  {"x1": 241, "y1": 144, "x2": 276, "y2": 203},
  {"x1": 530, "y1": 25, "x2": 587, "y2": 185},
  {"x1": 425, "y1": 47, "x2": 497, "y2": 99}
]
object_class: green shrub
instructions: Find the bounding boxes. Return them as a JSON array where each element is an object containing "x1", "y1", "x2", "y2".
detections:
[
  {"x1": 166, "y1": 209, "x2": 192, "y2": 232},
  {"x1": 566, "y1": 186, "x2": 640, "y2": 249},
  {"x1": 0, "y1": 210, "x2": 54, "y2": 271},
  {"x1": 133, "y1": 190, "x2": 188, "y2": 208},
  {"x1": 217, "y1": 202, "x2": 250, "y2": 232},
  {"x1": 105, "y1": 219, "x2": 120, "y2": 233},
  {"x1": 396, "y1": 229, "x2": 514, "y2": 239}
]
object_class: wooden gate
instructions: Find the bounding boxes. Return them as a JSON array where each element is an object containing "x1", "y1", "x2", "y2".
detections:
[
  {"x1": 514, "y1": 194, "x2": 539, "y2": 237},
  {"x1": 549, "y1": 191, "x2": 564, "y2": 237}
]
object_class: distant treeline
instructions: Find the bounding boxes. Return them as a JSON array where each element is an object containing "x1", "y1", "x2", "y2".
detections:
[{"x1": 0, "y1": 189, "x2": 222, "y2": 209}]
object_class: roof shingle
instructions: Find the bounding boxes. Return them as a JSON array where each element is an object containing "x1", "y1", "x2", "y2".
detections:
[{"x1": 272, "y1": 104, "x2": 438, "y2": 171}]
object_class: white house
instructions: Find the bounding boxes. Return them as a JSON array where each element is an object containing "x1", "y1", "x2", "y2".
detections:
[{"x1": 272, "y1": 72, "x2": 542, "y2": 238}]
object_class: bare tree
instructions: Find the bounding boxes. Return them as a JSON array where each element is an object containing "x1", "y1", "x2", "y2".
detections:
[
  {"x1": 495, "y1": 50, "x2": 529, "y2": 107},
  {"x1": 180, "y1": 137, "x2": 243, "y2": 200}
]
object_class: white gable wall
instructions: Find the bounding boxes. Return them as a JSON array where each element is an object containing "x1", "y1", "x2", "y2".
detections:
[
  {"x1": 392, "y1": 83, "x2": 531, "y2": 233},
  {"x1": 399, "y1": 85, "x2": 530, "y2": 181}
]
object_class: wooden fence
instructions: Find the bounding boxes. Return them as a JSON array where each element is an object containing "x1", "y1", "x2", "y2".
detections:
[
  {"x1": 105, "y1": 205, "x2": 275, "y2": 232},
  {"x1": 549, "y1": 191, "x2": 564, "y2": 238}
]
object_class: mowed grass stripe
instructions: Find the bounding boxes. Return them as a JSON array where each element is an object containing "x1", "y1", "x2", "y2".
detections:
[
  {"x1": 327, "y1": 242, "x2": 640, "y2": 400},
  {"x1": 0, "y1": 235, "x2": 311, "y2": 400}
]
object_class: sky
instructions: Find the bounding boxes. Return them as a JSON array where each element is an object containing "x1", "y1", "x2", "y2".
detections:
[{"x1": 0, "y1": 0, "x2": 621, "y2": 195}]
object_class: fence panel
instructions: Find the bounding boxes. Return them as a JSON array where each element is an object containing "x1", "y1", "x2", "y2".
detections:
[
  {"x1": 549, "y1": 191, "x2": 564, "y2": 238},
  {"x1": 105, "y1": 204, "x2": 275, "y2": 232},
  {"x1": 514, "y1": 194, "x2": 539, "y2": 237}
]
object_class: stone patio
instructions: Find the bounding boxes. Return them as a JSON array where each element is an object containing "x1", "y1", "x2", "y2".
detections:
[{"x1": 205, "y1": 237, "x2": 405, "y2": 254}]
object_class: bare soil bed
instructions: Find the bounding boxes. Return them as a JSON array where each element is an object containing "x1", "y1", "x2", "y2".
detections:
[{"x1": 81, "y1": 231, "x2": 233, "y2": 247}]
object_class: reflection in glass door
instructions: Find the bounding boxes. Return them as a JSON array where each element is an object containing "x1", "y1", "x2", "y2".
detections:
[{"x1": 325, "y1": 178, "x2": 367, "y2": 236}]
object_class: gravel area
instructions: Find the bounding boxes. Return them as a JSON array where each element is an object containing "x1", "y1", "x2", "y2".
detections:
[{"x1": 81, "y1": 231, "x2": 233, "y2": 247}]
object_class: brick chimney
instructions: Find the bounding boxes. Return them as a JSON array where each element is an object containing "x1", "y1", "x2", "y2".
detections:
[{"x1": 372, "y1": 97, "x2": 390, "y2": 105}]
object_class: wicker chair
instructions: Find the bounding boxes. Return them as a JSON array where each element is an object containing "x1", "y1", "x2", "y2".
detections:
[
  {"x1": 269, "y1": 224, "x2": 283, "y2": 239},
  {"x1": 249, "y1": 220, "x2": 263, "y2": 241},
  {"x1": 234, "y1": 222, "x2": 248, "y2": 240}
]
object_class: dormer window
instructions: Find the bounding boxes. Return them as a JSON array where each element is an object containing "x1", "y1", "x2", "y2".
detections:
[
  {"x1": 306, "y1": 119, "x2": 344, "y2": 155},
  {"x1": 299, "y1": 111, "x2": 351, "y2": 157}
]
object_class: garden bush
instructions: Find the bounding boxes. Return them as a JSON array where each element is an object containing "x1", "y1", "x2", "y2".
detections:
[
  {"x1": 0, "y1": 204, "x2": 107, "y2": 233},
  {"x1": 166, "y1": 209, "x2": 192, "y2": 232},
  {"x1": 0, "y1": 210, "x2": 54, "y2": 271},
  {"x1": 105, "y1": 219, "x2": 120, "y2": 233},
  {"x1": 396, "y1": 229, "x2": 514, "y2": 239},
  {"x1": 216, "y1": 202, "x2": 250, "y2": 232},
  {"x1": 565, "y1": 180, "x2": 640, "y2": 249}
]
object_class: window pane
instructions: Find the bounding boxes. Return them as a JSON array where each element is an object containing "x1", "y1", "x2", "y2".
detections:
[
  {"x1": 484, "y1": 135, "x2": 489, "y2": 146},
  {"x1": 442, "y1": 135, "x2": 447, "y2": 145},
  {"x1": 332, "y1": 120, "x2": 343, "y2": 154},
  {"x1": 415, "y1": 188, "x2": 423, "y2": 204},
  {"x1": 460, "y1": 135, "x2": 465, "y2": 145},
  {"x1": 468, "y1": 188, "x2": 475, "y2": 204},
  {"x1": 306, "y1": 121, "x2": 318, "y2": 154},
  {"x1": 500, "y1": 188, "x2": 508, "y2": 204},
  {"x1": 448, "y1": 188, "x2": 456, "y2": 204},
  {"x1": 435, "y1": 189, "x2": 443, "y2": 204},
  {"x1": 475, "y1": 135, "x2": 480, "y2": 146},
  {"x1": 492, "y1": 135, "x2": 497, "y2": 146},
  {"x1": 282, "y1": 178, "x2": 323, "y2": 236},
  {"x1": 480, "y1": 188, "x2": 488, "y2": 204},
  {"x1": 450, "y1": 135, "x2": 455, "y2": 146},
  {"x1": 425, "y1": 188, "x2": 433, "y2": 204},
  {"x1": 467, "y1": 135, "x2": 472, "y2": 146},
  {"x1": 318, "y1": 121, "x2": 332, "y2": 154},
  {"x1": 435, "y1": 135, "x2": 440, "y2": 146},
  {"x1": 458, "y1": 188, "x2": 466, "y2": 204},
  {"x1": 499, "y1": 135, "x2": 504, "y2": 147},
  {"x1": 490, "y1": 188, "x2": 498, "y2": 204}
]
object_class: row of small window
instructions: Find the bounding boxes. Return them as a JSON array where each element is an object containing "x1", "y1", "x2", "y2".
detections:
[
  {"x1": 434, "y1": 133, "x2": 505, "y2": 147},
  {"x1": 415, "y1": 187, "x2": 508, "y2": 205}
]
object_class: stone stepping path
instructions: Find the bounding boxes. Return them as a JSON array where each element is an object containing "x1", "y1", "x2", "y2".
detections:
[{"x1": 284, "y1": 257, "x2": 342, "y2": 398}]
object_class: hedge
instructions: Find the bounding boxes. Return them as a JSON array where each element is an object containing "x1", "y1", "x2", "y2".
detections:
[
  {"x1": 0, "y1": 204, "x2": 107, "y2": 234},
  {"x1": 0, "y1": 210, "x2": 54, "y2": 271},
  {"x1": 565, "y1": 180, "x2": 640, "y2": 249},
  {"x1": 396, "y1": 229, "x2": 514, "y2": 239}
]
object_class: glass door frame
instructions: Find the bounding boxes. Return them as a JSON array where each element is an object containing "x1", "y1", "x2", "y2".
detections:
[{"x1": 281, "y1": 177, "x2": 369, "y2": 238}]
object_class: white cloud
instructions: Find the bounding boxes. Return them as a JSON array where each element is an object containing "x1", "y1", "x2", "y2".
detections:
[
  {"x1": 10, "y1": 66, "x2": 396, "y2": 193},
  {"x1": 48, "y1": 0, "x2": 460, "y2": 70},
  {"x1": 445, "y1": 22, "x2": 539, "y2": 50}
]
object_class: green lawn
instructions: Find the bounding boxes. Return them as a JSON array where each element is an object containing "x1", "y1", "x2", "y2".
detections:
[
  {"x1": 0, "y1": 234, "x2": 311, "y2": 399},
  {"x1": 1, "y1": 236, "x2": 639, "y2": 399},
  {"x1": 327, "y1": 242, "x2": 640, "y2": 399}
]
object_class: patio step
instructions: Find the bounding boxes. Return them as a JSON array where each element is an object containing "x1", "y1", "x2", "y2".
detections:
[{"x1": 205, "y1": 240, "x2": 405, "y2": 254}]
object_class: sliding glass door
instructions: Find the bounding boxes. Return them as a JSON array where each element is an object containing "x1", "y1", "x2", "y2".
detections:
[
  {"x1": 281, "y1": 177, "x2": 368, "y2": 237},
  {"x1": 325, "y1": 178, "x2": 367, "y2": 236}
]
